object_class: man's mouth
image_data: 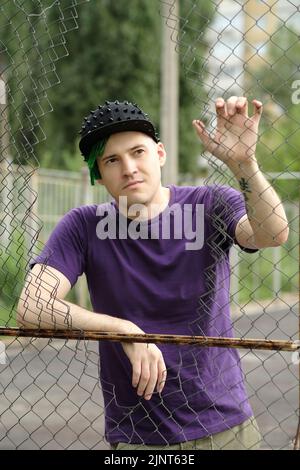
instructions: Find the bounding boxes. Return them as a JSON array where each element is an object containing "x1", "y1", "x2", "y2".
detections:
[{"x1": 123, "y1": 180, "x2": 144, "y2": 189}]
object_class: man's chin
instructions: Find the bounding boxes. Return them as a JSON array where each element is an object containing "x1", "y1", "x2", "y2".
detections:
[
  {"x1": 116, "y1": 191, "x2": 148, "y2": 206},
  {"x1": 127, "y1": 194, "x2": 149, "y2": 207}
]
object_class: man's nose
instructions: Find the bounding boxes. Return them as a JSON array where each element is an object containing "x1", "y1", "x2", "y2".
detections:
[{"x1": 122, "y1": 156, "x2": 138, "y2": 176}]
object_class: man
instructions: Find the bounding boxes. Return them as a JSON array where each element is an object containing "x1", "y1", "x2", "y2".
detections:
[{"x1": 17, "y1": 98, "x2": 289, "y2": 450}]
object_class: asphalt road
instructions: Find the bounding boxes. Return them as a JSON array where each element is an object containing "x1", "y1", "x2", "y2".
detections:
[
  {"x1": 0, "y1": 303, "x2": 298, "y2": 450},
  {"x1": 233, "y1": 303, "x2": 299, "y2": 450}
]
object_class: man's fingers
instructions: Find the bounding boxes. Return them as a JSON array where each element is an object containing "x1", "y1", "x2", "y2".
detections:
[
  {"x1": 192, "y1": 119, "x2": 206, "y2": 131},
  {"x1": 143, "y1": 362, "x2": 158, "y2": 401},
  {"x1": 129, "y1": 345, "x2": 166, "y2": 401},
  {"x1": 132, "y1": 361, "x2": 141, "y2": 389},
  {"x1": 236, "y1": 97, "x2": 248, "y2": 115},
  {"x1": 136, "y1": 360, "x2": 150, "y2": 397},
  {"x1": 215, "y1": 97, "x2": 227, "y2": 119},
  {"x1": 192, "y1": 120, "x2": 212, "y2": 147},
  {"x1": 157, "y1": 361, "x2": 167, "y2": 394},
  {"x1": 192, "y1": 120, "x2": 219, "y2": 155},
  {"x1": 143, "y1": 359, "x2": 167, "y2": 399},
  {"x1": 226, "y1": 96, "x2": 239, "y2": 116},
  {"x1": 252, "y1": 99, "x2": 263, "y2": 124}
]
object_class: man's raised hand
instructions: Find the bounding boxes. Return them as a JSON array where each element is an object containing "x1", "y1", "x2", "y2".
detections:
[{"x1": 193, "y1": 96, "x2": 263, "y2": 167}]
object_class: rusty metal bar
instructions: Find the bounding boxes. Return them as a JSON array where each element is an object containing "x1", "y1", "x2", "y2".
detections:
[
  {"x1": 0, "y1": 327, "x2": 299, "y2": 351},
  {"x1": 293, "y1": 192, "x2": 300, "y2": 451}
]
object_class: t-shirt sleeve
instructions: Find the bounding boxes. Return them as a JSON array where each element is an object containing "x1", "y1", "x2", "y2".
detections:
[
  {"x1": 29, "y1": 208, "x2": 87, "y2": 287},
  {"x1": 209, "y1": 184, "x2": 259, "y2": 253}
]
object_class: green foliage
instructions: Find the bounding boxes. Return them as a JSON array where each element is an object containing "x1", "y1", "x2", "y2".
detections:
[
  {"x1": 249, "y1": 27, "x2": 300, "y2": 109},
  {"x1": 246, "y1": 26, "x2": 300, "y2": 200},
  {"x1": 178, "y1": 1, "x2": 214, "y2": 174},
  {"x1": 256, "y1": 104, "x2": 300, "y2": 200},
  {"x1": 0, "y1": 230, "x2": 27, "y2": 326},
  {"x1": 41, "y1": 148, "x2": 83, "y2": 172},
  {"x1": 0, "y1": 0, "x2": 214, "y2": 175}
]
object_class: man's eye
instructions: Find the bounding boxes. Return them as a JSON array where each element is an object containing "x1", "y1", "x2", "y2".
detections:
[
  {"x1": 105, "y1": 158, "x2": 117, "y2": 165},
  {"x1": 135, "y1": 149, "x2": 144, "y2": 155}
]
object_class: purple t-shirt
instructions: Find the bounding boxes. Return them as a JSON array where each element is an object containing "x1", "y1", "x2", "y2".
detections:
[{"x1": 30, "y1": 184, "x2": 258, "y2": 445}]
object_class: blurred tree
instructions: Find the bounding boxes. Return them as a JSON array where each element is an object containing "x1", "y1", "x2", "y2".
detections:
[
  {"x1": 246, "y1": 26, "x2": 300, "y2": 200},
  {"x1": 177, "y1": 0, "x2": 214, "y2": 175},
  {"x1": 0, "y1": 0, "x2": 214, "y2": 175}
]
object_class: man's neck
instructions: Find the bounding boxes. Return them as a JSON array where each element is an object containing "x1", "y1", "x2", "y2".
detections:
[{"x1": 119, "y1": 186, "x2": 170, "y2": 221}]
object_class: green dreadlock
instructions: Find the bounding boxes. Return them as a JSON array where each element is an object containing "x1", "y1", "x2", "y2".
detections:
[{"x1": 87, "y1": 138, "x2": 108, "y2": 185}]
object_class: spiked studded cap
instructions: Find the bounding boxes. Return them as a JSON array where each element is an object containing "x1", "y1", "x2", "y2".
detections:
[{"x1": 78, "y1": 100, "x2": 159, "y2": 160}]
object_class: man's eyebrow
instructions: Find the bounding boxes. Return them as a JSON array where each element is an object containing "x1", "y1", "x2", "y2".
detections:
[{"x1": 101, "y1": 144, "x2": 146, "y2": 161}]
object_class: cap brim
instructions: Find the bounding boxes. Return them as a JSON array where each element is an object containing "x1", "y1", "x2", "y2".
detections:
[{"x1": 79, "y1": 119, "x2": 158, "y2": 159}]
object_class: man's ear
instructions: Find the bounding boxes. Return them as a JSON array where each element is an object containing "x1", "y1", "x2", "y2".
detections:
[
  {"x1": 157, "y1": 142, "x2": 167, "y2": 167},
  {"x1": 95, "y1": 179, "x2": 104, "y2": 186}
]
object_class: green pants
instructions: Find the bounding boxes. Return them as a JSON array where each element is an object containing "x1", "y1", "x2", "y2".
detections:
[{"x1": 111, "y1": 417, "x2": 261, "y2": 450}]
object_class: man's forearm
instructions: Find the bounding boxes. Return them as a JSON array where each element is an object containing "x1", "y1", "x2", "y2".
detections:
[
  {"x1": 228, "y1": 160, "x2": 289, "y2": 245},
  {"x1": 61, "y1": 300, "x2": 134, "y2": 333},
  {"x1": 17, "y1": 295, "x2": 136, "y2": 334}
]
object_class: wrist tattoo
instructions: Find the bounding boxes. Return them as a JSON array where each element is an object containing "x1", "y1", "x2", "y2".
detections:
[
  {"x1": 239, "y1": 178, "x2": 251, "y2": 199},
  {"x1": 239, "y1": 178, "x2": 253, "y2": 217}
]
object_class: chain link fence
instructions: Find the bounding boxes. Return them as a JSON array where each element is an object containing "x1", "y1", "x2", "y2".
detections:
[{"x1": 0, "y1": 0, "x2": 299, "y2": 450}]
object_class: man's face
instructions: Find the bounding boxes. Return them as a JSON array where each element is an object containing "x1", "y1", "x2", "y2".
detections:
[{"x1": 96, "y1": 131, "x2": 166, "y2": 207}]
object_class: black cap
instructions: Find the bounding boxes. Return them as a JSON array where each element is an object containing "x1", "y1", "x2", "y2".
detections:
[{"x1": 78, "y1": 100, "x2": 159, "y2": 160}]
